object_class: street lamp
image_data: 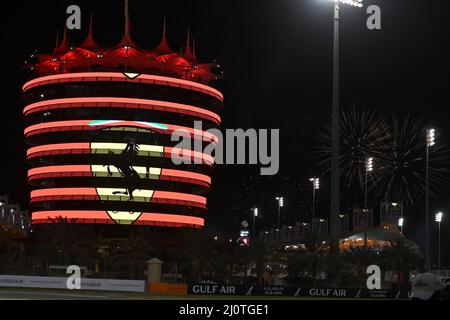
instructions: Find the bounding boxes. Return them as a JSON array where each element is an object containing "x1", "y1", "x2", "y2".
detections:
[
  {"x1": 364, "y1": 157, "x2": 373, "y2": 247},
  {"x1": 309, "y1": 178, "x2": 320, "y2": 223},
  {"x1": 425, "y1": 128, "x2": 435, "y2": 271},
  {"x1": 253, "y1": 208, "x2": 259, "y2": 238},
  {"x1": 323, "y1": 0, "x2": 364, "y2": 238},
  {"x1": 435, "y1": 212, "x2": 443, "y2": 272},
  {"x1": 275, "y1": 197, "x2": 284, "y2": 228},
  {"x1": 319, "y1": 218, "x2": 326, "y2": 233},
  {"x1": 338, "y1": 214, "x2": 346, "y2": 233}
]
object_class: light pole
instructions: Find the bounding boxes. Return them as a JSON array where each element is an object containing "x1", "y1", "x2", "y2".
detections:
[
  {"x1": 398, "y1": 217, "x2": 404, "y2": 234},
  {"x1": 309, "y1": 178, "x2": 320, "y2": 224},
  {"x1": 339, "y1": 214, "x2": 346, "y2": 233},
  {"x1": 253, "y1": 208, "x2": 259, "y2": 238},
  {"x1": 275, "y1": 197, "x2": 284, "y2": 228},
  {"x1": 435, "y1": 212, "x2": 443, "y2": 272},
  {"x1": 319, "y1": 219, "x2": 326, "y2": 233},
  {"x1": 364, "y1": 157, "x2": 373, "y2": 247},
  {"x1": 425, "y1": 128, "x2": 435, "y2": 271},
  {"x1": 324, "y1": 0, "x2": 364, "y2": 238}
]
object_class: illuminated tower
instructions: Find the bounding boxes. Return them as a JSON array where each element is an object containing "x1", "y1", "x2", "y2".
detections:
[{"x1": 23, "y1": 3, "x2": 223, "y2": 229}]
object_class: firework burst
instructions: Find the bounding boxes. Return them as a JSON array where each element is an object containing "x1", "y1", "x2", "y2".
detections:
[
  {"x1": 316, "y1": 106, "x2": 390, "y2": 188},
  {"x1": 316, "y1": 108, "x2": 450, "y2": 207},
  {"x1": 375, "y1": 114, "x2": 450, "y2": 206}
]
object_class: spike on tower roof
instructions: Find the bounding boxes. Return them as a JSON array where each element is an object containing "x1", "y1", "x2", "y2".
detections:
[
  {"x1": 118, "y1": 0, "x2": 137, "y2": 48},
  {"x1": 53, "y1": 30, "x2": 60, "y2": 52},
  {"x1": 54, "y1": 27, "x2": 69, "y2": 54},
  {"x1": 28, "y1": 4, "x2": 224, "y2": 84},
  {"x1": 185, "y1": 26, "x2": 191, "y2": 53},
  {"x1": 81, "y1": 14, "x2": 98, "y2": 50},
  {"x1": 124, "y1": 0, "x2": 130, "y2": 37},
  {"x1": 184, "y1": 26, "x2": 196, "y2": 61},
  {"x1": 154, "y1": 17, "x2": 173, "y2": 55}
]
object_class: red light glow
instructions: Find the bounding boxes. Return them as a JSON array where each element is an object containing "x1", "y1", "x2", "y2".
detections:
[
  {"x1": 24, "y1": 97, "x2": 221, "y2": 124},
  {"x1": 22, "y1": 72, "x2": 224, "y2": 102}
]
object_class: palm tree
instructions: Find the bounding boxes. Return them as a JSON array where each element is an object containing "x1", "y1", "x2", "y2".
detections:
[
  {"x1": 214, "y1": 241, "x2": 247, "y2": 283},
  {"x1": 382, "y1": 238, "x2": 423, "y2": 290},
  {"x1": 92, "y1": 231, "x2": 112, "y2": 278},
  {"x1": 245, "y1": 239, "x2": 271, "y2": 285},
  {"x1": 287, "y1": 231, "x2": 327, "y2": 286},
  {"x1": 111, "y1": 229, "x2": 153, "y2": 280},
  {"x1": 178, "y1": 231, "x2": 220, "y2": 282},
  {"x1": 0, "y1": 221, "x2": 28, "y2": 271},
  {"x1": 325, "y1": 237, "x2": 345, "y2": 287},
  {"x1": 34, "y1": 217, "x2": 97, "y2": 267},
  {"x1": 343, "y1": 246, "x2": 379, "y2": 287}
]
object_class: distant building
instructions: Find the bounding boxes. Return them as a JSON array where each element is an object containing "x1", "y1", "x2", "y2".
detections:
[
  {"x1": 0, "y1": 195, "x2": 30, "y2": 231},
  {"x1": 337, "y1": 214, "x2": 349, "y2": 234},
  {"x1": 352, "y1": 206, "x2": 373, "y2": 231},
  {"x1": 340, "y1": 225, "x2": 416, "y2": 251},
  {"x1": 260, "y1": 228, "x2": 281, "y2": 242},
  {"x1": 312, "y1": 218, "x2": 328, "y2": 234},
  {"x1": 258, "y1": 219, "x2": 327, "y2": 243},
  {"x1": 380, "y1": 202, "x2": 403, "y2": 228}
]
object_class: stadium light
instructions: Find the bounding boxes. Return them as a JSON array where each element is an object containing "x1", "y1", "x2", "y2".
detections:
[
  {"x1": 425, "y1": 129, "x2": 436, "y2": 271},
  {"x1": 309, "y1": 178, "x2": 320, "y2": 224},
  {"x1": 319, "y1": 0, "x2": 364, "y2": 239},
  {"x1": 364, "y1": 157, "x2": 374, "y2": 247},
  {"x1": 435, "y1": 212, "x2": 443, "y2": 271},
  {"x1": 253, "y1": 207, "x2": 259, "y2": 238},
  {"x1": 275, "y1": 197, "x2": 284, "y2": 228}
]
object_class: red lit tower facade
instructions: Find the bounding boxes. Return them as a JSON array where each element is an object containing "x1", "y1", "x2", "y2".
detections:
[{"x1": 23, "y1": 4, "x2": 224, "y2": 229}]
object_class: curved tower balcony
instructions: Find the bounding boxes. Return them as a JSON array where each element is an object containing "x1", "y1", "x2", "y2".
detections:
[
  {"x1": 23, "y1": 71, "x2": 223, "y2": 229},
  {"x1": 22, "y1": 4, "x2": 224, "y2": 229}
]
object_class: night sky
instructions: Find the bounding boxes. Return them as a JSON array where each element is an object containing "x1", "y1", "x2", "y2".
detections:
[{"x1": 1, "y1": 0, "x2": 449, "y2": 265}]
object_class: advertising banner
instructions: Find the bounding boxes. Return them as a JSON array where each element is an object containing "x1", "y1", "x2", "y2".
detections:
[
  {"x1": 188, "y1": 284, "x2": 410, "y2": 299},
  {"x1": 0, "y1": 275, "x2": 145, "y2": 292}
]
